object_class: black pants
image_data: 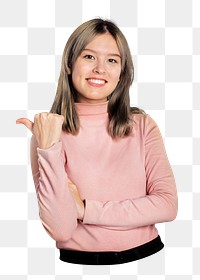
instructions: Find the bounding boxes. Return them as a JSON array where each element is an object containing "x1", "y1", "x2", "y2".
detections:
[{"x1": 59, "y1": 235, "x2": 164, "y2": 265}]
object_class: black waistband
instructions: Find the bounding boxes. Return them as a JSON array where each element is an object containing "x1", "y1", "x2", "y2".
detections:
[{"x1": 59, "y1": 235, "x2": 164, "y2": 265}]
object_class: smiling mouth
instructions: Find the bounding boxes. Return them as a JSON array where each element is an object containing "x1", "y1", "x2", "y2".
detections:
[{"x1": 86, "y1": 78, "x2": 107, "y2": 86}]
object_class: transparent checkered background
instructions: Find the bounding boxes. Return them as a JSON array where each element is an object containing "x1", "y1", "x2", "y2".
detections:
[{"x1": 0, "y1": 0, "x2": 199, "y2": 279}]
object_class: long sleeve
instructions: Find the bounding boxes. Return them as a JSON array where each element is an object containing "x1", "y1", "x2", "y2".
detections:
[
  {"x1": 30, "y1": 135, "x2": 78, "y2": 241},
  {"x1": 82, "y1": 115, "x2": 178, "y2": 230}
]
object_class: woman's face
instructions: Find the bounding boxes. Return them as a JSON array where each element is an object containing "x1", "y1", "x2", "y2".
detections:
[{"x1": 72, "y1": 33, "x2": 122, "y2": 104}]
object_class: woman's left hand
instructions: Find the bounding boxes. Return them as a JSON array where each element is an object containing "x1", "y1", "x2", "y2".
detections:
[{"x1": 68, "y1": 180, "x2": 85, "y2": 221}]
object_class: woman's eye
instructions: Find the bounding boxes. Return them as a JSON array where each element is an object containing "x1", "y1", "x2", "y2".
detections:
[
  {"x1": 83, "y1": 55, "x2": 95, "y2": 60},
  {"x1": 108, "y1": 58, "x2": 117, "y2": 63}
]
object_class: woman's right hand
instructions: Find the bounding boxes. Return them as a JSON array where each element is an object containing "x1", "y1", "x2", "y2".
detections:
[
  {"x1": 16, "y1": 113, "x2": 64, "y2": 149},
  {"x1": 68, "y1": 180, "x2": 85, "y2": 221}
]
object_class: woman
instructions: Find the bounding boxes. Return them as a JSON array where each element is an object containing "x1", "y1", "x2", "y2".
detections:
[{"x1": 16, "y1": 18, "x2": 178, "y2": 265}]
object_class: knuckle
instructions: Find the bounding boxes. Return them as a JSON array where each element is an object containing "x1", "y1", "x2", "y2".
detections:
[
  {"x1": 41, "y1": 112, "x2": 48, "y2": 117},
  {"x1": 53, "y1": 114, "x2": 64, "y2": 121},
  {"x1": 34, "y1": 112, "x2": 48, "y2": 122},
  {"x1": 34, "y1": 113, "x2": 40, "y2": 121}
]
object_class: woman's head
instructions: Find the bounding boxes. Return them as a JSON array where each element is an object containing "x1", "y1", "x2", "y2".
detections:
[
  {"x1": 71, "y1": 32, "x2": 122, "y2": 104},
  {"x1": 51, "y1": 18, "x2": 136, "y2": 137},
  {"x1": 63, "y1": 18, "x2": 133, "y2": 84}
]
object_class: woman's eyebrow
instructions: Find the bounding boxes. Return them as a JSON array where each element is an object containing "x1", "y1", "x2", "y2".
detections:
[{"x1": 82, "y1": 48, "x2": 121, "y2": 58}]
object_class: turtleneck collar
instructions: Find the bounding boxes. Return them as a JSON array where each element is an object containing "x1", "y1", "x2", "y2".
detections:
[{"x1": 75, "y1": 101, "x2": 108, "y2": 116}]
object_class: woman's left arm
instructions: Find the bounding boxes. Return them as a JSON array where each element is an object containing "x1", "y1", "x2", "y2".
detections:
[{"x1": 77, "y1": 115, "x2": 178, "y2": 230}]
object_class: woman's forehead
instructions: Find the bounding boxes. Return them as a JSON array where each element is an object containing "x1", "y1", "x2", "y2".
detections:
[{"x1": 83, "y1": 33, "x2": 121, "y2": 55}]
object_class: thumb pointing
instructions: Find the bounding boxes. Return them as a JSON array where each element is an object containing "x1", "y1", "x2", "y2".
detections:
[{"x1": 16, "y1": 118, "x2": 34, "y2": 133}]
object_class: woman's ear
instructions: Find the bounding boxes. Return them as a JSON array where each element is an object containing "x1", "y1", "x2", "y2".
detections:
[
  {"x1": 63, "y1": 63, "x2": 71, "y2": 75},
  {"x1": 66, "y1": 67, "x2": 71, "y2": 75},
  {"x1": 64, "y1": 62, "x2": 71, "y2": 75}
]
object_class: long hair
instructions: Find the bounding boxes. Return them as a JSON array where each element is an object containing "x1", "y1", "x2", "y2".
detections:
[{"x1": 50, "y1": 18, "x2": 144, "y2": 138}]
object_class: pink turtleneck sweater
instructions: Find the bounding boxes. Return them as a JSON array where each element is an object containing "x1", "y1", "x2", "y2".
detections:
[{"x1": 30, "y1": 102, "x2": 178, "y2": 252}]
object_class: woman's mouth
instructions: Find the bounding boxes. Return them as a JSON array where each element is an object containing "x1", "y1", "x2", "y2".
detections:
[{"x1": 87, "y1": 78, "x2": 107, "y2": 87}]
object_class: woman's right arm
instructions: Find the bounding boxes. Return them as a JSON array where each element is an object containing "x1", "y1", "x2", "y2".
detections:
[
  {"x1": 30, "y1": 135, "x2": 78, "y2": 242},
  {"x1": 16, "y1": 113, "x2": 78, "y2": 242}
]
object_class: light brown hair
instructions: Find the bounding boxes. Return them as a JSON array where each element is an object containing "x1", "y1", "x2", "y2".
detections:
[{"x1": 50, "y1": 18, "x2": 144, "y2": 138}]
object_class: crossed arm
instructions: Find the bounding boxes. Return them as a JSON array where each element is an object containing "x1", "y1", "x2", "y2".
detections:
[{"x1": 29, "y1": 115, "x2": 178, "y2": 241}]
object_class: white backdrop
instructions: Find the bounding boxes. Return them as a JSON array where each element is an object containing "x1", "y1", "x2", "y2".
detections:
[{"x1": 0, "y1": 0, "x2": 199, "y2": 279}]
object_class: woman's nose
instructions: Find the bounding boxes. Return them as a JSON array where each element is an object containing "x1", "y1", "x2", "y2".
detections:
[{"x1": 93, "y1": 61, "x2": 106, "y2": 74}]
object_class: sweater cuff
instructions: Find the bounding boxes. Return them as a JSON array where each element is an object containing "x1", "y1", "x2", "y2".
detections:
[
  {"x1": 36, "y1": 142, "x2": 64, "y2": 166},
  {"x1": 37, "y1": 141, "x2": 62, "y2": 154}
]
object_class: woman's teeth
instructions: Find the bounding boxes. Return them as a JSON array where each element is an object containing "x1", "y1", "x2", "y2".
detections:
[{"x1": 88, "y1": 79, "x2": 106, "y2": 84}]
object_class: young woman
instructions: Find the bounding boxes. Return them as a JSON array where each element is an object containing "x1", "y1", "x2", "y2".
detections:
[{"x1": 16, "y1": 18, "x2": 178, "y2": 265}]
